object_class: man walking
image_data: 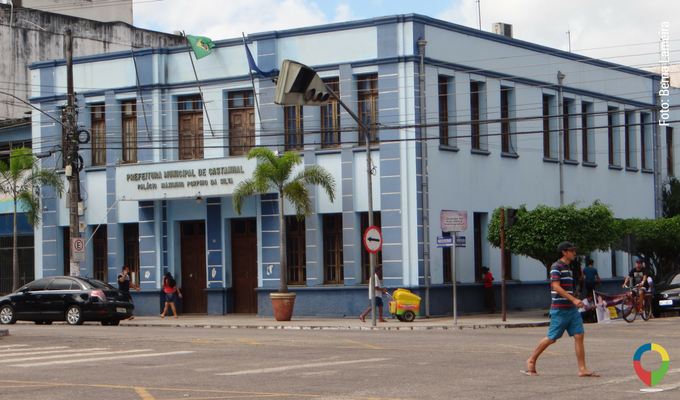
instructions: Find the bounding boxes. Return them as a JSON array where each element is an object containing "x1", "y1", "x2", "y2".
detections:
[
  {"x1": 118, "y1": 265, "x2": 140, "y2": 320},
  {"x1": 581, "y1": 260, "x2": 602, "y2": 297},
  {"x1": 524, "y1": 242, "x2": 599, "y2": 377},
  {"x1": 359, "y1": 265, "x2": 388, "y2": 322}
]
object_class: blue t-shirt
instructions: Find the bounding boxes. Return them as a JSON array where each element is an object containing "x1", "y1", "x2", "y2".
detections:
[
  {"x1": 582, "y1": 266, "x2": 599, "y2": 283},
  {"x1": 550, "y1": 260, "x2": 574, "y2": 308}
]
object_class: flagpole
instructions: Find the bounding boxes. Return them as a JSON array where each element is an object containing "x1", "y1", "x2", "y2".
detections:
[
  {"x1": 183, "y1": 31, "x2": 215, "y2": 137},
  {"x1": 131, "y1": 49, "x2": 152, "y2": 140},
  {"x1": 243, "y1": 33, "x2": 263, "y2": 124}
]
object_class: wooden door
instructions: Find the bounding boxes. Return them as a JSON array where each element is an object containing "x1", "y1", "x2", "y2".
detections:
[
  {"x1": 229, "y1": 108, "x2": 255, "y2": 156},
  {"x1": 180, "y1": 220, "x2": 207, "y2": 313},
  {"x1": 231, "y1": 218, "x2": 258, "y2": 313}
]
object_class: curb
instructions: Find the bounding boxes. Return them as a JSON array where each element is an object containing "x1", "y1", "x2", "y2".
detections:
[{"x1": 119, "y1": 322, "x2": 551, "y2": 331}]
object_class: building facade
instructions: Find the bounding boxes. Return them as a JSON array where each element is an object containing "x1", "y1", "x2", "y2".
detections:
[
  {"x1": 27, "y1": 14, "x2": 676, "y2": 316},
  {"x1": 0, "y1": 3, "x2": 184, "y2": 293}
]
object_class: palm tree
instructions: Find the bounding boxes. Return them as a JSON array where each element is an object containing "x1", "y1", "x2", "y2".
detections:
[
  {"x1": 0, "y1": 147, "x2": 63, "y2": 291},
  {"x1": 232, "y1": 148, "x2": 336, "y2": 293}
]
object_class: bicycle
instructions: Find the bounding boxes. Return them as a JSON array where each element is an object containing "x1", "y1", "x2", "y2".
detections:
[{"x1": 621, "y1": 285, "x2": 652, "y2": 322}]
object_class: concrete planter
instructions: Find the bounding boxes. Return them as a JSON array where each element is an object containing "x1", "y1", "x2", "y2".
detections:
[{"x1": 270, "y1": 292, "x2": 296, "y2": 321}]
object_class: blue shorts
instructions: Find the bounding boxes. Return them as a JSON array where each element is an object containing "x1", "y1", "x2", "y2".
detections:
[
  {"x1": 547, "y1": 307, "x2": 584, "y2": 341},
  {"x1": 372, "y1": 297, "x2": 383, "y2": 307},
  {"x1": 165, "y1": 292, "x2": 175, "y2": 303}
]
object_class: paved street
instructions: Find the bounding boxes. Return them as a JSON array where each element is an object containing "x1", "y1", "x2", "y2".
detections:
[{"x1": 1, "y1": 316, "x2": 679, "y2": 399}]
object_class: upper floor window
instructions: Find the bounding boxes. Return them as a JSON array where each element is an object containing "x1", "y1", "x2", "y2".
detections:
[
  {"x1": 91, "y1": 104, "x2": 106, "y2": 166},
  {"x1": 608, "y1": 107, "x2": 619, "y2": 166},
  {"x1": 358, "y1": 74, "x2": 378, "y2": 145},
  {"x1": 543, "y1": 94, "x2": 556, "y2": 159},
  {"x1": 228, "y1": 91, "x2": 255, "y2": 156},
  {"x1": 500, "y1": 87, "x2": 515, "y2": 154},
  {"x1": 667, "y1": 126, "x2": 674, "y2": 176},
  {"x1": 122, "y1": 100, "x2": 137, "y2": 163},
  {"x1": 581, "y1": 102, "x2": 594, "y2": 163},
  {"x1": 624, "y1": 111, "x2": 636, "y2": 169},
  {"x1": 321, "y1": 78, "x2": 341, "y2": 148},
  {"x1": 439, "y1": 76, "x2": 456, "y2": 147},
  {"x1": 641, "y1": 112, "x2": 652, "y2": 170},
  {"x1": 563, "y1": 99, "x2": 575, "y2": 161},
  {"x1": 470, "y1": 82, "x2": 481, "y2": 150},
  {"x1": 178, "y1": 95, "x2": 204, "y2": 160},
  {"x1": 284, "y1": 105, "x2": 303, "y2": 151}
]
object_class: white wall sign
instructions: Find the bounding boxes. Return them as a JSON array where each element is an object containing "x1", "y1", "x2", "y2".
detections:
[
  {"x1": 440, "y1": 210, "x2": 468, "y2": 232},
  {"x1": 115, "y1": 156, "x2": 257, "y2": 201}
]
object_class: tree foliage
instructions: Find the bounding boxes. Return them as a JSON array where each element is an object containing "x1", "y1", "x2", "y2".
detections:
[
  {"x1": 232, "y1": 148, "x2": 336, "y2": 293},
  {"x1": 487, "y1": 201, "x2": 619, "y2": 269},
  {"x1": 617, "y1": 216, "x2": 680, "y2": 282},
  {"x1": 0, "y1": 147, "x2": 63, "y2": 291},
  {"x1": 662, "y1": 176, "x2": 680, "y2": 218}
]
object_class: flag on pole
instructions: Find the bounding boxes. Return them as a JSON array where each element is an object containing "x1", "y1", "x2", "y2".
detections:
[
  {"x1": 186, "y1": 35, "x2": 215, "y2": 59},
  {"x1": 243, "y1": 36, "x2": 278, "y2": 78}
]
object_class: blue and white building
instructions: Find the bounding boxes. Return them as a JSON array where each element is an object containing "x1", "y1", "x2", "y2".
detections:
[{"x1": 28, "y1": 14, "x2": 675, "y2": 316}]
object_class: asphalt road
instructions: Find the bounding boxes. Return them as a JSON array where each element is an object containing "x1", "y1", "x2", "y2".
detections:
[{"x1": 0, "y1": 317, "x2": 679, "y2": 400}]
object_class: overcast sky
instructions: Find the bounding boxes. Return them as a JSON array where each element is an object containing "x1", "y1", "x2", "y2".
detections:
[{"x1": 133, "y1": 0, "x2": 678, "y2": 68}]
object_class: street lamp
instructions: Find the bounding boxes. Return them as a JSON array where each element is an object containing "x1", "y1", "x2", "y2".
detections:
[{"x1": 274, "y1": 60, "x2": 379, "y2": 326}]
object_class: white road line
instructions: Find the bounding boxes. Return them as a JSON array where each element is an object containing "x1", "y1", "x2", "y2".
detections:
[
  {"x1": 13, "y1": 351, "x2": 195, "y2": 367},
  {"x1": 0, "y1": 349, "x2": 150, "y2": 364},
  {"x1": 0, "y1": 346, "x2": 67, "y2": 353},
  {"x1": 0, "y1": 348, "x2": 108, "y2": 357},
  {"x1": 216, "y1": 358, "x2": 391, "y2": 376}
]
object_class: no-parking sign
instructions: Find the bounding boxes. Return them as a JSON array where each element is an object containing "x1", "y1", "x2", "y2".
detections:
[{"x1": 71, "y1": 238, "x2": 85, "y2": 262}]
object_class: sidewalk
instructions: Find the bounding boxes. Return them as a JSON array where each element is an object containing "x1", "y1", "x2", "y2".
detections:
[{"x1": 117, "y1": 309, "x2": 551, "y2": 331}]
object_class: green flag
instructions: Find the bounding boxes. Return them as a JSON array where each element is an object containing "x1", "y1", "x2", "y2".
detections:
[{"x1": 186, "y1": 35, "x2": 215, "y2": 59}]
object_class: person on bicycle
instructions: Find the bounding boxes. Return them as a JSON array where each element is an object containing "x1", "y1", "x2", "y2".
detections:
[{"x1": 622, "y1": 258, "x2": 648, "y2": 308}]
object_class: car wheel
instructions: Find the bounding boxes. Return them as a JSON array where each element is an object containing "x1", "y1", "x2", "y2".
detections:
[
  {"x1": 65, "y1": 305, "x2": 84, "y2": 325},
  {"x1": 0, "y1": 305, "x2": 17, "y2": 325},
  {"x1": 35, "y1": 321, "x2": 44, "y2": 325}
]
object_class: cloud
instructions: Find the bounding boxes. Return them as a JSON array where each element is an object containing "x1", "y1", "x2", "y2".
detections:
[
  {"x1": 135, "y1": 0, "x2": 328, "y2": 40},
  {"x1": 435, "y1": 0, "x2": 680, "y2": 67},
  {"x1": 333, "y1": 3, "x2": 356, "y2": 23}
]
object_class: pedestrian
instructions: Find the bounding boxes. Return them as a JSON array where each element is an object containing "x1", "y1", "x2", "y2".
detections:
[
  {"x1": 524, "y1": 241, "x2": 600, "y2": 377},
  {"x1": 160, "y1": 272, "x2": 182, "y2": 318},
  {"x1": 578, "y1": 293, "x2": 597, "y2": 323},
  {"x1": 481, "y1": 267, "x2": 495, "y2": 314},
  {"x1": 622, "y1": 258, "x2": 648, "y2": 309},
  {"x1": 359, "y1": 265, "x2": 388, "y2": 322},
  {"x1": 118, "y1": 265, "x2": 140, "y2": 320},
  {"x1": 581, "y1": 260, "x2": 602, "y2": 298}
]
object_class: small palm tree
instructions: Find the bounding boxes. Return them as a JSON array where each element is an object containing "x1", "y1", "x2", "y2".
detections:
[
  {"x1": 232, "y1": 148, "x2": 336, "y2": 293},
  {"x1": 0, "y1": 147, "x2": 63, "y2": 291}
]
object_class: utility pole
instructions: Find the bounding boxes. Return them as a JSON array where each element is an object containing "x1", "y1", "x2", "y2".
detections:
[{"x1": 65, "y1": 29, "x2": 81, "y2": 276}]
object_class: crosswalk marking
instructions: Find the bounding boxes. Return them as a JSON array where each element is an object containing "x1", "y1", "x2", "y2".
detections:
[
  {"x1": 0, "y1": 345, "x2": 194, "y2": 368},
  {"x1": 13, "y1": 351, "x2": 194, "y2": 367},
  {"x1": 0, "y1": 347, "x2": 107, "y2": 357},
  {"x1": 217, "y1": 358, "x2": 391, "y2": 376},
  {"x1": 0, "y1": 346, "x2": 68, "y2": 353},
  {"x1": 1, "y1": 349, "x2": 148, "y2": 364}
]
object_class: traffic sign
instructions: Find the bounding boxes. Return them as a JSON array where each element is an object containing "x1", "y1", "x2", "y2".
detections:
[
  {"x1": 363, "y1": 226, "x2": 382, "y2": 253},
  {"x1": 440, "y1": 210, "x2": 468, "y2": 232},
  {"x1": 436, "y1": 236, "x2": 454, "y2": 247},
  {"x1": 71, "y1": 238, "x2": 85, "y2": 262}
]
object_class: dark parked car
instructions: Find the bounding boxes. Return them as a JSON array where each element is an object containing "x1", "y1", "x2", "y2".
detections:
[
  {"x1": 0, "y1": 276, "x2": 134, "y2": 326},
  {"x1": 652, "y1": 271, "x2": 680, "y2": 318}
]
